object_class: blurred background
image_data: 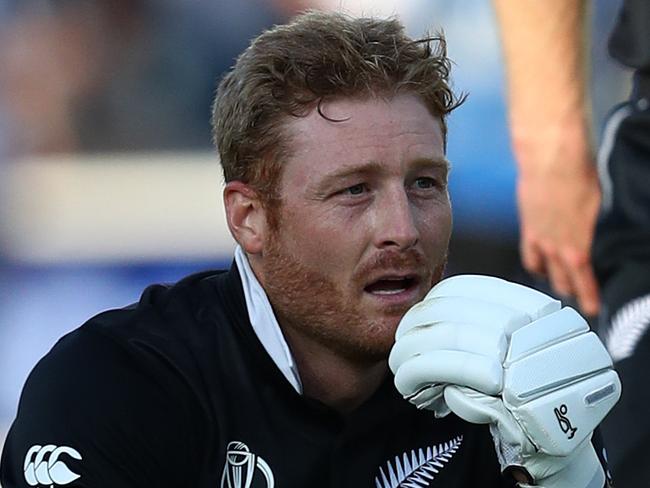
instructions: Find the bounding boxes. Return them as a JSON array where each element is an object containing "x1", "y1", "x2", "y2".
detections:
[{"x1": 0, "y1": 0, "x2": 631, "y2": 448}]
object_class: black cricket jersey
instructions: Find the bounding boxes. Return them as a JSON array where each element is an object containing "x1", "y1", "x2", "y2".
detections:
[
  {"x1": 0, "y1": 263, "x2": 514, "y2": 488},
  {"x1": 609, "y1": 0, "x2": 650, "y2": 74}
]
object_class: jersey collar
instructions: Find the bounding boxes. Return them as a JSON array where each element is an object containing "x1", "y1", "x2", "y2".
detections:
[{"x1": 234, "y1": 246, "x2": 303, "y2": 394}]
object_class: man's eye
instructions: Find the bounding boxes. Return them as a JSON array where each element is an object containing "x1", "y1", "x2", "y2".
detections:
[
  {"x1": 345, "y1": 183, "x2": 366, "y2": 195},
  {"x1": 414, "y1": 177, "x2": 437, "y2": 189}
]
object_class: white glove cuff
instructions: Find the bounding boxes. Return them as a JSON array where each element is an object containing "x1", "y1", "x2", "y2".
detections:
[{"x1": 520, "y1": 442, "x2": 605, "y2": 488}]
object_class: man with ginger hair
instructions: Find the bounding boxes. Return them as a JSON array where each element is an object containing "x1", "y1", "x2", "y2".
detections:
[{"x1": 1, "y1": 11, "x2": 618, "y2": 488}]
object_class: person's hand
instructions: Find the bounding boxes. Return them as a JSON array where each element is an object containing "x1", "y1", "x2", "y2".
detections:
[
  {"x1": 389, "y1": 275, "x2": 621, "y2": 487},
  {"x1": 513, "y1": 123, "x2": 601, "y2": 316}
]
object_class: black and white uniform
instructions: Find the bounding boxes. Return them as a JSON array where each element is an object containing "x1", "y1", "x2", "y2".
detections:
[
  {"x1": 1, "y1": 248, "x2": 513, "y2": 488},
  {"x1": 593, "y1": 0, "x2": 650, "y2": 484}
]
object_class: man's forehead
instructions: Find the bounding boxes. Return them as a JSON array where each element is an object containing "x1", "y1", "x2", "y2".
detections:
[
  {"x1": 287, "y1": 94, "x2": 440, "y2": 130},
  {"x1": 323, "y1": 157, "x2": 450, "y2": 179},
  {"x1": 276, "y1": 94, "x2": 446, "y2": 187},
  {"x1": 284, "y1": 95, "x2": 444, "y2": 154}
]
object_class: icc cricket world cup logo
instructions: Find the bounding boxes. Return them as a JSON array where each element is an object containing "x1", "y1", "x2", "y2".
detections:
[{"x1": 220, "y1": 441, "x2": 275, "y2": 488}]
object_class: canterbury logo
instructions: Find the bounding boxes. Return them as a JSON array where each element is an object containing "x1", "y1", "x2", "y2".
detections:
[
  {"x1": 375, "y1": 436, "x2": 463, "y2": 488},
  {"x1": 221, "y1": 441, "x2": 274, "y2": 488},
  {"x1": 23, "y1": 445, "x2": 82, "y2": 487}
]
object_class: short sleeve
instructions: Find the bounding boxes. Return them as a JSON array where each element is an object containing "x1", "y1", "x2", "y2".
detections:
[{"x1": 1, "y1": 326, "x2": 199, "y2": 488}]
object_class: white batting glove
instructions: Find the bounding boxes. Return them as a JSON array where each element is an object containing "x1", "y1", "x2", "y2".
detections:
[{"x1": 388, "y1": 275, "x2": 621, "y2": 488}]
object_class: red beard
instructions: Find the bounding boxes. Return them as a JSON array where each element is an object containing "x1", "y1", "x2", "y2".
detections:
[{"x1": 260, "y1": 228, "x2": 446, "y2": 364}]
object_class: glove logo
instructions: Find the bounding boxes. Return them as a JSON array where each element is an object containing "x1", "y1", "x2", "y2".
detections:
[
  {"x1": 220, "y1": 441, "x2": 274, "y2": 488},
  {"x1": 554, "y1": 404, "x2": 577, "y2": 440},
  {"x1": 23, "y1": 444, "x2": 82, "y2": 487}
]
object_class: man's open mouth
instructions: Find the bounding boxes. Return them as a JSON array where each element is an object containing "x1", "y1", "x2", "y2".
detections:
[{"x1": 364, "y1": 276, "x2": 418, "y2": 295}]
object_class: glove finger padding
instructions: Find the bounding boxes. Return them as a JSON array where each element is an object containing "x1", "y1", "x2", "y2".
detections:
[
  {"x1": 393, "y1": 350, "x2": 503, "y2": 400},
  {"x1": 390, "y1": 277, "x2": 553, "y2": 403},
  {"x1": 391, "y1": 275, "x2": 563, "y2": 403},
  {"x1": 425, "y1": 275, "x2": 561, "y2": 323},
  {"x1": 389, "y1": 322, "x2": 508, "y2": 370},
  {"x1": 396, "y1": 296, "x2": 536, "y2": 341}
]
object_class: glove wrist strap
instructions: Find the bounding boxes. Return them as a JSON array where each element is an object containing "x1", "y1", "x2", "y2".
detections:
[{"x1": 533, "y1": 443, "x2": 605, "y2": 488}]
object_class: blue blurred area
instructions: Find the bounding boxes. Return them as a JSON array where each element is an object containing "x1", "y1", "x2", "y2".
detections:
[{"x1": 448, "y1": 97, "x2": 517, "y2": 237}]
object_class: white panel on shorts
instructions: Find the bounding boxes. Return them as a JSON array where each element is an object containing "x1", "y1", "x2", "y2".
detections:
[{"x1": 597, "y1": 104, "x2": 633, "y2": 213}]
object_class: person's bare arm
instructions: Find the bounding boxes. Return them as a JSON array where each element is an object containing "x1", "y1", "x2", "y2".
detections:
[{"x1": 493, "y1": 0, "x2": 600, "y2": 316}]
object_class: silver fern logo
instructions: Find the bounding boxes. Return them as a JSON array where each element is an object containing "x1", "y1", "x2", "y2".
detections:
[
  {"x1": 606, "y1": 294, "x2": 650, "y2": 361},
  {"x1": 374, "y1": 436, "x2": 463, "y2": 488}
]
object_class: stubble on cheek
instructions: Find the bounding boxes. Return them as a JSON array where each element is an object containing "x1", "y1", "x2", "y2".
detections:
[
  {"x1": 260, "y1": 225, "x2": 448, "y2": 363},
  {"x1": 261, "y1": 230, "x2": 370, "y2": 356}
]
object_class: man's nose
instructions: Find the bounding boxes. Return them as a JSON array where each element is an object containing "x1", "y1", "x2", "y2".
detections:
[{"x1": 374, "y1": 189, "x2": 419, "y2": 250}]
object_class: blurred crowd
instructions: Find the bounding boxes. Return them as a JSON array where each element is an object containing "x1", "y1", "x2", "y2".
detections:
[
  {"x1": 0, "y1": 0, "x2": 306, "y2": 157},
  {"x1": 0, "y1": 0, "x2": 630, "y2": 156}
]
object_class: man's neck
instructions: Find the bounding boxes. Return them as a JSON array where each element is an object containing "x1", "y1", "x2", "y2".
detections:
[{"x1": 281, "y1": 325, "x2": 388, "y2": 415}]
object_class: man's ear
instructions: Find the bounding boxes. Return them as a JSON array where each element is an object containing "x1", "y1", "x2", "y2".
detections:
[{"x1": 223, "y1": 181, "x2": 268, "y2": 255}]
